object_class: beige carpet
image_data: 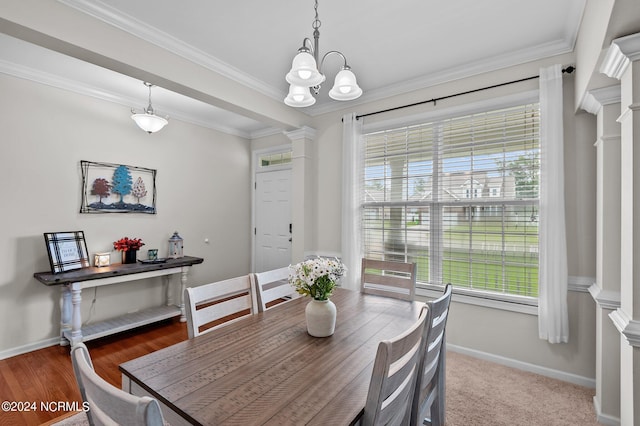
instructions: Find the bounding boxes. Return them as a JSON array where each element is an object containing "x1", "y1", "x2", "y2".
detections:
[
  {"x1": 50, "y1": 351, "x2": 598, "y2": 425},
  {"x1": 445, "y1": 351, "x2": 598, "y2": 425}
]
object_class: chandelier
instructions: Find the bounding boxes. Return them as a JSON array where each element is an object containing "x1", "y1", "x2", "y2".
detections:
[
  {"x1": 131, "y1": 82, "x2": 168, "y2": 133},
  {"x1": 284, "y1": 0, "x2": 362, "y2": 107}
]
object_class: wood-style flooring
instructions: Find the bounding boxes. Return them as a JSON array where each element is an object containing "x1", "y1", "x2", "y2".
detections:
[{"x1": 0, "y1": 318, "x2": 188, "y2": 426}]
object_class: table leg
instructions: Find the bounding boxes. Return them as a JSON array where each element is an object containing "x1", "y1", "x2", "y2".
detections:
[
  {"x1": 60, "y1": 285, "x2": 72, "y2": 346},
  {"x1": 179, "y1": 267, "x2": 189, "y2": 322},
  {"x1": 70, "y1": 282, "x2": 83, "y2": 345},
  {"x1": 165, "y1": 275, "x2": 173, "y2": 307}
]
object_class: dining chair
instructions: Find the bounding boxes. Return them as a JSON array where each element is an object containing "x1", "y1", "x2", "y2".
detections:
[
  {"x1": 411, "y1": 284, "x2": 453, "y2": 426},
  {"x1": 361, "y1": 258, "x2": 417, "y2": 301},
  {"x1": 363, "y1": 304, "x2": 428, "y2": 426},
  {"x1": 254, "y1": 266, "x2": 300, "y2": 312},
  {"x1": 71, "y1": 343, "x2": 165, "y2": 426},
  {"x1": 184, "y1": 274, "x2": 258, "y2": 338}
]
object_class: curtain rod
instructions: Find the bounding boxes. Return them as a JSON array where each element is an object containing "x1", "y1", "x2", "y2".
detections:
[{"x1": 354, "y1": 66, "x2": 575, "y2": 121}]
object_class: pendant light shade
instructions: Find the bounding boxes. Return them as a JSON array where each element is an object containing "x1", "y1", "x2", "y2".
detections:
[
  {"x1": 286, "y1": 51, "x2": 325, "y2": 87},
  {"x1": 284, "y1": 84, "x2": 316, "y2": 107},
  {"x1": 131, "y1": 113, "x2": 168, "y2": 133},
  {"x1": 130, "y1": 82, "x2": 168, "y2": 133},
  {"x1": 328, "y1": 68, "x2": 363, "y2": 101}
]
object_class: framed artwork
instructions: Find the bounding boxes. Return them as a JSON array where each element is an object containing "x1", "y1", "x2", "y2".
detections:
[
  {"x1": 80, "y1": 160, "x2": 157, "y2": 214},
  {"x1": 44, "y1": 231, "x2": 90, "y2": 273}
]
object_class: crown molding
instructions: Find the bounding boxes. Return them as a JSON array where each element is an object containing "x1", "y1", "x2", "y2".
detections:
[
  {"x1": 284, "y1": 126, "x2": 316, "y2": 142},
  {"x1": 609, "y1": 308, "x2": 640, "y2": 347},
  {"x1": 0, "y1": 58, "x2": 254, "y2": 138},
  {"x1": 580, "y1": 85, "x2": 620, "y2": 114},
  {"x1": 600, "y1": 33, "x2": 640, "y2": 80},
  {"x1": 58, "y1": 0, "x2": 282, "y2": 102}
]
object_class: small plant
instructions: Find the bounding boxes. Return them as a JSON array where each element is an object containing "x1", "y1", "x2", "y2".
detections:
[{"x1": 289, "y1": 257, "x2": 346, "y2": 301}]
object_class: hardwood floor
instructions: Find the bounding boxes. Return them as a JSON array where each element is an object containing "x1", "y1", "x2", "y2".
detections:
[{"x1": 0, "y1": 319, "x2": 188, "y2": 426}]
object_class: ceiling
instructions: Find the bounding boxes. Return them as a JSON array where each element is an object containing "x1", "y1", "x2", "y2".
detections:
[{"x1": 0, "y1": 0, "x2": 587, "y2": 138}]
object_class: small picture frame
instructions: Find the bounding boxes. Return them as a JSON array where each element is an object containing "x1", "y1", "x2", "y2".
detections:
[{"x1": 43, "y1": 231, "x2": 90, "y2": 273}]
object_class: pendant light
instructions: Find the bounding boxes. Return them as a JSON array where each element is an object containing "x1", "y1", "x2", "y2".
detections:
[{"x1": 131, "y1": 82, "x2": 168, "y2": 133}]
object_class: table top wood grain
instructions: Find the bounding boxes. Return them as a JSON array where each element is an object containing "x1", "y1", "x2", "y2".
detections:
[{"x1": 120, "y1": 288, "x2": 422, "y2": 425}]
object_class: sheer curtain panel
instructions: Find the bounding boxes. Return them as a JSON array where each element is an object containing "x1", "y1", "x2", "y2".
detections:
[
  {"x1": 538, "y1": 64, "x2": 569, "y2": 343},
  {"x1": 341, "y1": 113, "x2": 364, "y2": 290}
]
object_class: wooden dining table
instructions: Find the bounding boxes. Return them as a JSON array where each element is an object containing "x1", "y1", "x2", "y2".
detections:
[{"x1": 120, "y1": 287, "x2": 423, "y2": 425}]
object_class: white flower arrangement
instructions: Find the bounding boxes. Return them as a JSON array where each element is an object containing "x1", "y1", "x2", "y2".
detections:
[{"x1": 289, "y1": 257, "x2": 347, "y2": 301}]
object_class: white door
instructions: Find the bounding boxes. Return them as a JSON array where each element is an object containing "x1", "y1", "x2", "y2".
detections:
[{"x1": 255, "y1": 168, "x2": 292, "y2": 272}]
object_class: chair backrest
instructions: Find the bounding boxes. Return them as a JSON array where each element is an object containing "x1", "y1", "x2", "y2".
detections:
[
  {"x1": 184, "y1": 274, "x2": 258, "y2": 338},
  {"x1": 254, "y1": 266, "x2": 300, "y2": 312},
  {"x1": 71, "y1": 343, "x2": 165, "y2": 426},
  {"x1": 363, "y1": 305, "x2": 428, "y2": 426},
  {"x1": 361, "y1": 258, "x2": 417, "y2": 301},
  {"x1": 411, "y1": 284, "x2": 453, "y2": 426}
]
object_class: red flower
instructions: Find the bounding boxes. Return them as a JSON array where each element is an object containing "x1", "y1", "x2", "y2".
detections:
[{"x1": 113, "y1": 237, "x2": 145, "y2": 252}]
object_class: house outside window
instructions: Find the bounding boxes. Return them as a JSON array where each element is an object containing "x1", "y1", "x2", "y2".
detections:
[{"x1": 362, "y1": 102, "x2": 540, "y2": 301}]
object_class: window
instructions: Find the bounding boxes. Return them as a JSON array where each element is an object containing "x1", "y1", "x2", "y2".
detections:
[
  {"x1": 259, "y1": 151, "x2": 292, "y2": 167},
  {"x1": 362, "y1": 103, "x2": 540, "y2": 300}
]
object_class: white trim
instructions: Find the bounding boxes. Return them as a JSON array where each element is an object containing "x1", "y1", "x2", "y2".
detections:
[
  {"x1": 609, "y1": 308, "x2": 640, "y2": 347},
  {"x1": 616, "y1": 103, "x2": 640, "y2": 124},
  {"x1": 0, "y1": 336, "x2": 61, "y2": 361},
  {"x1": 580, "y1": 86, "x2": 621, "y2": 115},
  {"x1": 567, "y1": 275, "x2": 593, "y2": 293},
  {"x1": 588, "y1": 283, "x2": 621, "y2": 310},
  {"x1": 417, "y1": 287, "x2": 538, "y2": 315},
  {"x1": 284, "y1": 126, "x2": 317, "y2": 142},
  {"x1": 601, "y1": 33, "x2": 640, "y2": 80},
  {"x1": 592, "y1": 396, "x2": 621, "y2": 426},
  {"x1": 447, "y1": 344, "x2": 596, "y2": 388}
]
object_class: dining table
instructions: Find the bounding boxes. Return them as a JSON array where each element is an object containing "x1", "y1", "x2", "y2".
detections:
[{"x1": 120, "y1": 287, "x2": 423, "y2": 425}]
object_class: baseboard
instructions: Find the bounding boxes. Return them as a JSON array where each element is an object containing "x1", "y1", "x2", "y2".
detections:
[
  {"x1": 592, "y1": 396, "x2": 620, "y2": 426},
  {"x1": 0, "y1": 336, "x2": 62, "y2": 360},
  {"x1": 447, "y1": 344, "x2": 596, "y2": 389}
]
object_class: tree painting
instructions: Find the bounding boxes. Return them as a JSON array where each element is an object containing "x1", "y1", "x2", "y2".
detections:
[
  {"x1": 131, "y1": 177, "x2": 148, "y2": 204},
  {"x1": 111, "y1": 165, "x2": 133, "y2": 203},
  {"x1": 90, "y1": 178, "x2": 110, "y2": 203}
]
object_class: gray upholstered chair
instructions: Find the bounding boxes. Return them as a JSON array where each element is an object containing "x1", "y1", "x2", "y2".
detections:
[
  {"x1": 184, "y1": 274, "x2": 258, "y2": 338},
  {"x1": 361, "y1": 258, "x2": 417, "y2": 301},
  {"x1": 411, "y1": 284, "x2": 453, "y2": 426},
  {"x1": 71, "y1": 343, "x2": 165, "y2": 426},
  {"x1": 254, "y1": 266, "x2": 300, "y2": 312},
  {"x1": 363, "y1": 305, "x2": 428, "y2": 425}
]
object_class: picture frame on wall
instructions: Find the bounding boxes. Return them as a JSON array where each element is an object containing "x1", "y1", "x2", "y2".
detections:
[
  {"x1": 80, "y1": 160, "x2": 157, "y2": 214},
  {"x1": 43, "y1": 231, "x2": 90, "y2": 273}
]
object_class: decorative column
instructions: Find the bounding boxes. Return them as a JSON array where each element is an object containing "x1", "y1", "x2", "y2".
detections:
[
  {"x1": 582, "y1": 85, "x2": 621, "y2": 424},
  {"x1": 601, "y1": 32, "x2": 640, "y2": 426},
  {"x1": 285, "y1": 126, "x2": 316, "y2": 263}
]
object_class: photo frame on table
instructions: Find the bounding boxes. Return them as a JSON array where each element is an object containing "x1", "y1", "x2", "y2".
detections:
[
  {"x1": 43, "y1": 231, "x2": 90, "y2": 273},
  {"x1": 80, "y1": 160, "x2": 157, "y2": 214}
]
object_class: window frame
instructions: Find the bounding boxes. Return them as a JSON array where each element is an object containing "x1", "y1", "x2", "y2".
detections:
[{"x1": 361, "y1": 90, "x2": 541, "y2": 311}]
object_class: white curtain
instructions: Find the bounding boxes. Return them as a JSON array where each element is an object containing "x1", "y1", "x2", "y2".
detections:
[
  {"x1": 538, "y1": 64, "x2": 569, "y2": 343},
  {"x1": 341, "y1": 113, "x2": 363, "y2": 291}
]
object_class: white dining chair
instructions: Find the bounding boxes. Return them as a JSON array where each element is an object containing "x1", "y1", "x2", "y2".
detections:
[
  {"x1": 363, "y1": 305, "x2": 428, "y2": 426},
  {"x1": 361, "y1": 258, "x2": 417, "y2": 301},
  {"x1": 71, "y1": 343, "x2": 165, "y2": 426},
  {"x1": 254, "y1": 266, "x2": 300, "y2": 312},
  {"x1": 411, "y1": 284, "x2": 453, "y2": 426},
  {"x1": 184, "y1": 274, "x2": 258, "y2": 338}
]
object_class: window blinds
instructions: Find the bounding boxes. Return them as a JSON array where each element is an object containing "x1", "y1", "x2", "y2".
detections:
[{"x1": 362, "y1": 103, "x2": 540, "y2": 298}]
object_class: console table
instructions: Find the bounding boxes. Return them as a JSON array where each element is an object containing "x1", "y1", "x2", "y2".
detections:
[{"x1": 34, "y1": 256, "x2": 204, "y2": 346}]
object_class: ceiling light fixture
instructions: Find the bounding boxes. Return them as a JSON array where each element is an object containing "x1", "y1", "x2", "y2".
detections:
[
  {"x1": 284, "y1": 0, "x2": 362, "y2": 107},
  {"x1": 131, "y1": 82, "x2": 168, "y2": 133}
]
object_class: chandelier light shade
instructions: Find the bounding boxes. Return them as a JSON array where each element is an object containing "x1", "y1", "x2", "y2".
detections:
[
  {"x1": 284, "y1": 0, "x2": 362, "y2": 107},
  {"x1": 131, "y1": 82, "x2": 168, "y2": 133},
  {"x1": 284, "y1": 84, "x2": 316, "y2": 107}
]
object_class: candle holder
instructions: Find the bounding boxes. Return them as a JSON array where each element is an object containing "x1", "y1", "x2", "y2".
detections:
[{"x1": 94, "y1": 252, "x2": 111, "y2": 267}]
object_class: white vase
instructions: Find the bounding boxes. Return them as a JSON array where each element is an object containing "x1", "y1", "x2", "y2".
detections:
[{"x1": 305, "y1": 299, "x2": 337, "y2": 337}]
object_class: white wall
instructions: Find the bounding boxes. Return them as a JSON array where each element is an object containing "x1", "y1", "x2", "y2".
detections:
[{"x1": 0, "y1": 74, "x2": 252, "y2": 355}]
